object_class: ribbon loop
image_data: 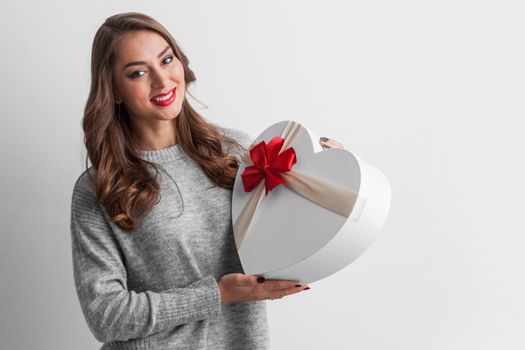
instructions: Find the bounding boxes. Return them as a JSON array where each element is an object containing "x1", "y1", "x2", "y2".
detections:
[{"x1": 241, "y1": 136, "x2": 297, "y2": 195}]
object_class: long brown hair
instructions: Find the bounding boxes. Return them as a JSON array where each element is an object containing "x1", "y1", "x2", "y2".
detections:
[{"x1": 83, "y1": 12, "x2": 244, "y2": 230}]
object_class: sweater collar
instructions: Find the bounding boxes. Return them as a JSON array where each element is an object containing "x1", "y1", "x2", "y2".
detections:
[{"x1": 139, "y1": 143, "x2": 184, "y2": 163}]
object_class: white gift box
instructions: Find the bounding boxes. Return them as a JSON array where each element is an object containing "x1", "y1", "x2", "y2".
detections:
[{"x1": 231, "y1": 120, "x2": 391, "y2": 284}]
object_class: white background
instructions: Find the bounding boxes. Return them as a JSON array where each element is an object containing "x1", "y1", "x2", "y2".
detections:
[{"x1": 1, "y1": 0, "x2": 524, "y2": 349}]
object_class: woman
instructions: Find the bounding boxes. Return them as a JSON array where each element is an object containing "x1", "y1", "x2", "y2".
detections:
[{"x1": 70, "y1": 12, "x2": 344, "y2": 349}]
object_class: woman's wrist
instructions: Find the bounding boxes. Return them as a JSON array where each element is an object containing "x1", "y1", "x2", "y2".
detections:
[{"x1": 218, "y1": 280, "x2": 229, "y2": 305}]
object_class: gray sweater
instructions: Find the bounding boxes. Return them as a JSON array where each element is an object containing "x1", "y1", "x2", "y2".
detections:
[{"x1": 70, "y1": 126, "x2": 269, "y2": 349}]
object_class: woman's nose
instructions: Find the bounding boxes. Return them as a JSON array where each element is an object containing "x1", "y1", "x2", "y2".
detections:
[{"x1": 151, "y1": 68, "x2": 171, "y2": 88}]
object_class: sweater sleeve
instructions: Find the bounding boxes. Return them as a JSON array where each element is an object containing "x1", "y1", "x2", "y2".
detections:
[{"x1": 69, "y1": 179, "x2": 222, "y2": 343}]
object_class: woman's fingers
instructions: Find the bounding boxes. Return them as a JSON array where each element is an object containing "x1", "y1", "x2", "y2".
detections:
[
  {"x1": 319, "y1": 137, "x2": 344, "y2": 149},
  {"x1": 227, "y1": 274, "x2": 311, "y2": 301},
  {"x1": 261, "y1": 279, "x2": 301, "y2": 291},
  {"x1": 233, "y1": 274, "x2": 299, "y2": 290},
  {"x1": 264, "y1": 283, "x2": 310, "y2": 300},
  {"x1": 278, "y1": 284, "x2": 310, "y2": 297},
  {"x1": 256, "y1": 278, "x2": 310, "y2": 300},
  {"x1": 220, "y1": 273, "x2": 311, "y2": 304}
]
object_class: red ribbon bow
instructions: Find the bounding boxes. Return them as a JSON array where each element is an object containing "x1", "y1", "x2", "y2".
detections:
[{"x1": 241, "y1": 136, "x2": 297, "y2": 195}]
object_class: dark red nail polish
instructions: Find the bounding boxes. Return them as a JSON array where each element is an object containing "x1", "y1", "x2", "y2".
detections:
[
  {"x1": 304, "y1": 287, "x2": 310, "y2": 290},
  {"x1": 256, "y1": 276, "x2": 266, "y2": 283},
  {"x1": 294, "y1": 284, "x2": 301, "y2": 287}
]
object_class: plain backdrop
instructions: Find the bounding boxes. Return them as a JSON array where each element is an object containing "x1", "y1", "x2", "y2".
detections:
[{"x1": 1, "y1": 1, "x2": 524, "y2": 349}]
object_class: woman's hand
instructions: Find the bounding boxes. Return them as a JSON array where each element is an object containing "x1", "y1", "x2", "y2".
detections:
[
  {"x1": 218, "y1": 273, "x2": 309, "y2": 305},
  {"x1": 319, "y1": 137, "x2": 345, "y2": 149}
]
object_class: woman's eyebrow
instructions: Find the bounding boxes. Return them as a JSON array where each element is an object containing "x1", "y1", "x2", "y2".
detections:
[{"x1": 122, "y1": 45, "x2": 172, "y2": 71}]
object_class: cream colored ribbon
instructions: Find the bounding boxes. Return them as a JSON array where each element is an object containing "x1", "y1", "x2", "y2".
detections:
[{"x1": 233, "y1": 121, "x2": 367, "y2": 249}]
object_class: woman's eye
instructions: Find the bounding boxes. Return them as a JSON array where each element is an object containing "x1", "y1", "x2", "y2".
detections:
[
  {"x1": 129, "y1": 56, "x2": 174, "y2": 79},
  {"x1": 163, "y1": 56, "x2": 173, "y2": 64},
  {"x1": 130, "y1": 70, "x2": 145, "y2": 79}
]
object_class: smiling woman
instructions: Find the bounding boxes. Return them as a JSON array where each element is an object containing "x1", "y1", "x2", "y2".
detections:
[{"x1": 71, "y1": 11, "x2": 308, "y2": 350}]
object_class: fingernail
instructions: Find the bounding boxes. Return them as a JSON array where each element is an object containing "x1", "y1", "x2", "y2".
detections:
[
  {"x1": 320, "y1": 137, "x2": 329, "y2": 142},
  {"x1": 256, "y1": 276, "x2": 266, "y2": 283},
  {"x1": 304, "y1": 287, "x2": 310, "y2": 290},
  {"x1": 294, "y1": 284, "x2": 301, "y2": 287}
]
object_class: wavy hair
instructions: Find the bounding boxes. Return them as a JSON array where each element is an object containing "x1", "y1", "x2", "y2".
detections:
[{"x1": 82, "y1": 12, "x2": 244, "y2": 230}]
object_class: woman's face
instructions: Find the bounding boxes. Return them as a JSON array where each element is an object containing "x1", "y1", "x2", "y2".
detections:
[{"x1": 112, "y1": 30, "x2": 185, "y2": 126}]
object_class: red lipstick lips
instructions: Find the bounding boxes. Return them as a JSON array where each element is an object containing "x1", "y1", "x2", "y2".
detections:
[{"x1": 150, "y1": 87, "x2": 176, "y2": 107}]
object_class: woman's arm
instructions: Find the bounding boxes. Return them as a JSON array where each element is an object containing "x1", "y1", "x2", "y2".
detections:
[{"x1": 70, "y1": 182, "x2": 221, "y2": 343}]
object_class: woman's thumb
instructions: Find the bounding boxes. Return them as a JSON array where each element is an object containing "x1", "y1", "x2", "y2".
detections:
[{"x1": 238, "y1": 274, "x2": 260, "y2": 286}]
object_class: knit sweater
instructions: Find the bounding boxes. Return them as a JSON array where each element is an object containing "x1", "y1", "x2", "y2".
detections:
[{"x1": 69, "y1": 126, "x2": 269, "y2": 350}]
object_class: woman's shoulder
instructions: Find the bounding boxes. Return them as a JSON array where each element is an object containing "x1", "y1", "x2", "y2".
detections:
[
  {"x1": 215, "y1": 124, "x2": 254, "y2": 150},
  {"x1": 71, "y1": 167, "x2": 99, "y2": 207},
  {"x1": 70, "y1": 167, "x2": 112, "y2": 227},
  {"x1": 73, "y1": 167, "x2": 96, "y2": 192}
]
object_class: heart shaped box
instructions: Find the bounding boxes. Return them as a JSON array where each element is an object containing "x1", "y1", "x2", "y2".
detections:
[{"x1": 232, "y1": 121, "x2": 391, "y2": 284}]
